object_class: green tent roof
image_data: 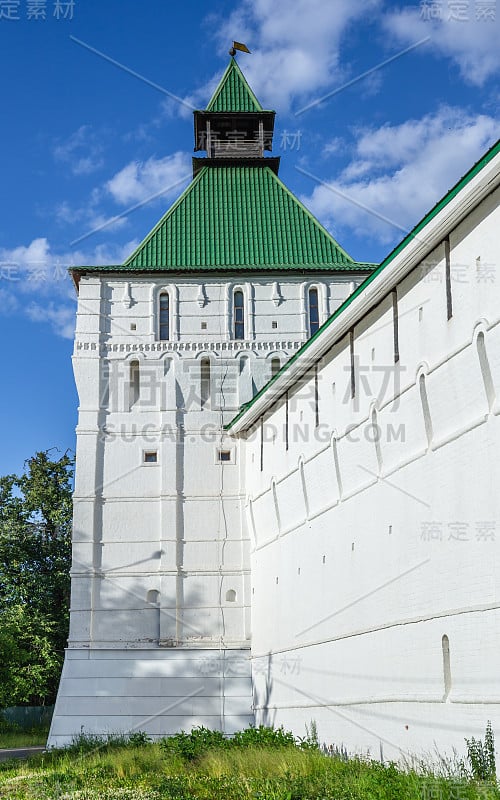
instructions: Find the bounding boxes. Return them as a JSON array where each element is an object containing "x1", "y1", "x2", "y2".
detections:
[
  {"x1": 121, "y1": 165, "x2": 365, "y2": 271},
  {"x1": 71, "y1": 59, "x2": 375, "y2": 278},
  {"x1": 205, "y1": 57, "x2": 264, "y2": 112}
]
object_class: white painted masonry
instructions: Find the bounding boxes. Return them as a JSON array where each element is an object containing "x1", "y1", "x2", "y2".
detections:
[
  {"x1": 48, "y1": 273, "x2": 367, "y2": 747},
  {"x1": 47, "y1": 95, "x2": 500, "y2": 754},
  {"x1": 230, "y1": 149, "x2": 500, "y2": 759}
]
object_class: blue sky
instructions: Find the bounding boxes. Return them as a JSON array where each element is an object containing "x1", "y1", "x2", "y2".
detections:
[{"x1": 0, "y1": 0, "x2": 498, "y2": 475}]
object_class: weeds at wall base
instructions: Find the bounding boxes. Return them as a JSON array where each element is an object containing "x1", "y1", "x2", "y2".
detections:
[{"x1": 1, "y1": 724, "x2": 499, "y2": 800}]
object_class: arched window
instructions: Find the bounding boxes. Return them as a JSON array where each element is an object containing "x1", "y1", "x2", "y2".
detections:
[
  {"x1": 308, "y1": 287, "x2": 320, "y2": 336},
  {"x1": 234, "y1": 290, "x2": 245, "y2": 340},
  {"x1": 200, "y1": 357, "x2": 211, "y2": 409},
  {"x1": 159, "y1": 292, "x2": 169, "y2": 341},
  {"x1": 271, "y1": 357, "x2": 280, "y2": 378},
  {"x1": 130, "y1": 360, "x2": 140, "y2": 408}
]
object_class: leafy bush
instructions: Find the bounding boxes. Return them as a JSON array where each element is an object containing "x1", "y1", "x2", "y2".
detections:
[
  {"x1": 0, "y1": 713, "x2": 20, "y2": 734},
  {"x1": 127, "y1": 731, "x2": 152, "y2": 747},
  {"x1": 157, "y1": 724, "x2": 304, "y2": 764},
  {"x1": 231, "y1": 724, "x2": 296, "y2": 749},
  {"x1": 465, "y1": 720, "x2": 496, "y2": 781},
  {"x1": 160, "y1": 726, "x2": 228, "y2": 761}
]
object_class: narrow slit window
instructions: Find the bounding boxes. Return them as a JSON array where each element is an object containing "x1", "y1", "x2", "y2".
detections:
[
  {"x1": 477, "y1": 332, "x2": 495, "y2": 411},
  {"x1": 100, "y1": 362, "x2": 110, "y2": 408},
  {"x1": 445, "y1": 237, "x2": 453, "y2": 320},
  {"x1": 392, "y1": 289, "x2": 400, "y2": 363},
  {"x1": 419, "y1": 373, "x2": 433, "y2": 446},
  {"x1": 200, "y1": 357, "x2": 211, "y2": 408},
  {"x1": 350, "y1": 330, "x2": 355, "y2": 399},
  {"x1": 314, "y1": 364, "x2": 319, "y2": 428},
  {"x1": 442, "y1": 634, "x2": 451, "y2": 700},
  {"x1": 234, "y1": 290, "x2": 245, "y2": 340},
  {"x1": 271, "y1": 357, "x2": 280, "y2": 378},
  {"x1": 159, "y1": 292, "x2": 169, "y2": 340},
  {"x1": 285, "y1": 392, "x2": 289, "y2": 452},
  {"x1": 309, "y1": 287, "x2": 319, "y2": 336},
  {"x1": 130, "y1": 360, "x2": 140, "y2": 407},
  {"x1": 272, "y1": 480, "x2": 281, "y2": 533},
  {"x1": 260, "y1": 417, "x2": 264, "y2": 471}
]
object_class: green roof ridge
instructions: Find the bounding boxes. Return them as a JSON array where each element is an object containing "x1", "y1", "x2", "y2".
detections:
[
  {"x1": 206, "y1": 57, "x2": 264, "y2": 112},
  {"x1": 122, "y1": 164, "x2": 362, "y2": 270}
]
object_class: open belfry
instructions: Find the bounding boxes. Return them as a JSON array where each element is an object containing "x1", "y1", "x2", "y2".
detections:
[{"x1": 49, "y1": 54, "x2": 500, "y2": 758}]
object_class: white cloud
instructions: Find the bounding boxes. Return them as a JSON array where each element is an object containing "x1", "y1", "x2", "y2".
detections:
[
  {"x1": 181, "y1": 0, "x2": 381, "y2": 114},
  {"x1": 322, "y1": 137, "x2": 345, "y2": 157},
  {"x1": 53, "y1": 125, "x2": 104, "y2": 176},
  {"x1": 106, "y1": 152, "x2": 191, "y2": 205},
  {"x1": 0, "y1": 237, "x2": 53, "y2": 283},
  {"x1": 0, "y1": 237, "x2": 140, "y2": 337},
  {"x1": 53, "y1": 150, "x2": 191, "y2": 253},
  {"x1": 26, "y1": 302, "x2": 76, "y2": 340},
  {"x1": 384, "y1": 7, "x2": 500, "y2": 86},
  {"x1": 302, "y1": 107, "x2": 498, "y2": 245},
  {"x1": 0, "y1": 288, "x2": 19, "y2": 314},
  {"x1": 0, "y1": 237, "x2": 140, "y2": 281},
  {"x1": 55, "y1": 200, "x2": 84, "y2": 226}
]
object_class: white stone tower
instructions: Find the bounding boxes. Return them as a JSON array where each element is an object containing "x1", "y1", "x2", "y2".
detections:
[{"x1": 48, "y1": 57, "x2": 372, "y2": 746}]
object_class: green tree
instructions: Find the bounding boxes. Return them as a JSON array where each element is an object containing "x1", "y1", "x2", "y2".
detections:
[{"x1": 0, "y1": 450, "x2": 73, "y2": 707}]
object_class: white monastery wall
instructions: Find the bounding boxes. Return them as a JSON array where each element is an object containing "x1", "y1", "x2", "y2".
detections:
[
  {"x1": 48, "y1": 271, "x2": 366, "y2": 747},
  {"x1": 242, "y1": 186, "x2": 500, "y2": 759}
]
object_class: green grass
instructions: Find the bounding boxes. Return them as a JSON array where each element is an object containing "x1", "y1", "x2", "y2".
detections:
[
  {"x1": 0, "y1": 726, "x2": 499, "y2": 800},
  {"x1": 0, "y1": 728, "x2": 48, "y2": 749}
]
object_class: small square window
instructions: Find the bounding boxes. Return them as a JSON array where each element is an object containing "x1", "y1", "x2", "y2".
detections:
[
  {"x1": 144, "y1": 451, "x2": 158, "y2": 464},
  {"x1": 272, "y1": 321, "x2": 278, "y2": 329},
  {"x1": 130, "y1": 323, "x2": 137, "y2": 331},
  {"x1": 218, "y1": 450, "x2": 231, "y2": 462},
  {"x1": 201, "y1": 322, "x2": 207, "y2": 330}
]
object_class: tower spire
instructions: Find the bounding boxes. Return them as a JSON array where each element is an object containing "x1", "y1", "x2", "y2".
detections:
[{"x1": 193, "y1": 57, "x2": 279, "y2": 176}]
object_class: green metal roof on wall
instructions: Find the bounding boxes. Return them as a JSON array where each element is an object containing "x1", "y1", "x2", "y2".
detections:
[
  {"x1": 205, "y1": 57, "x2": 265, "y2": 112},
  {"x1": 225, "y1": 136, "x2": 500, "y2": 431},
  {"x1": 122, "y1": 165, "x2": 361, "y2": 270}
]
